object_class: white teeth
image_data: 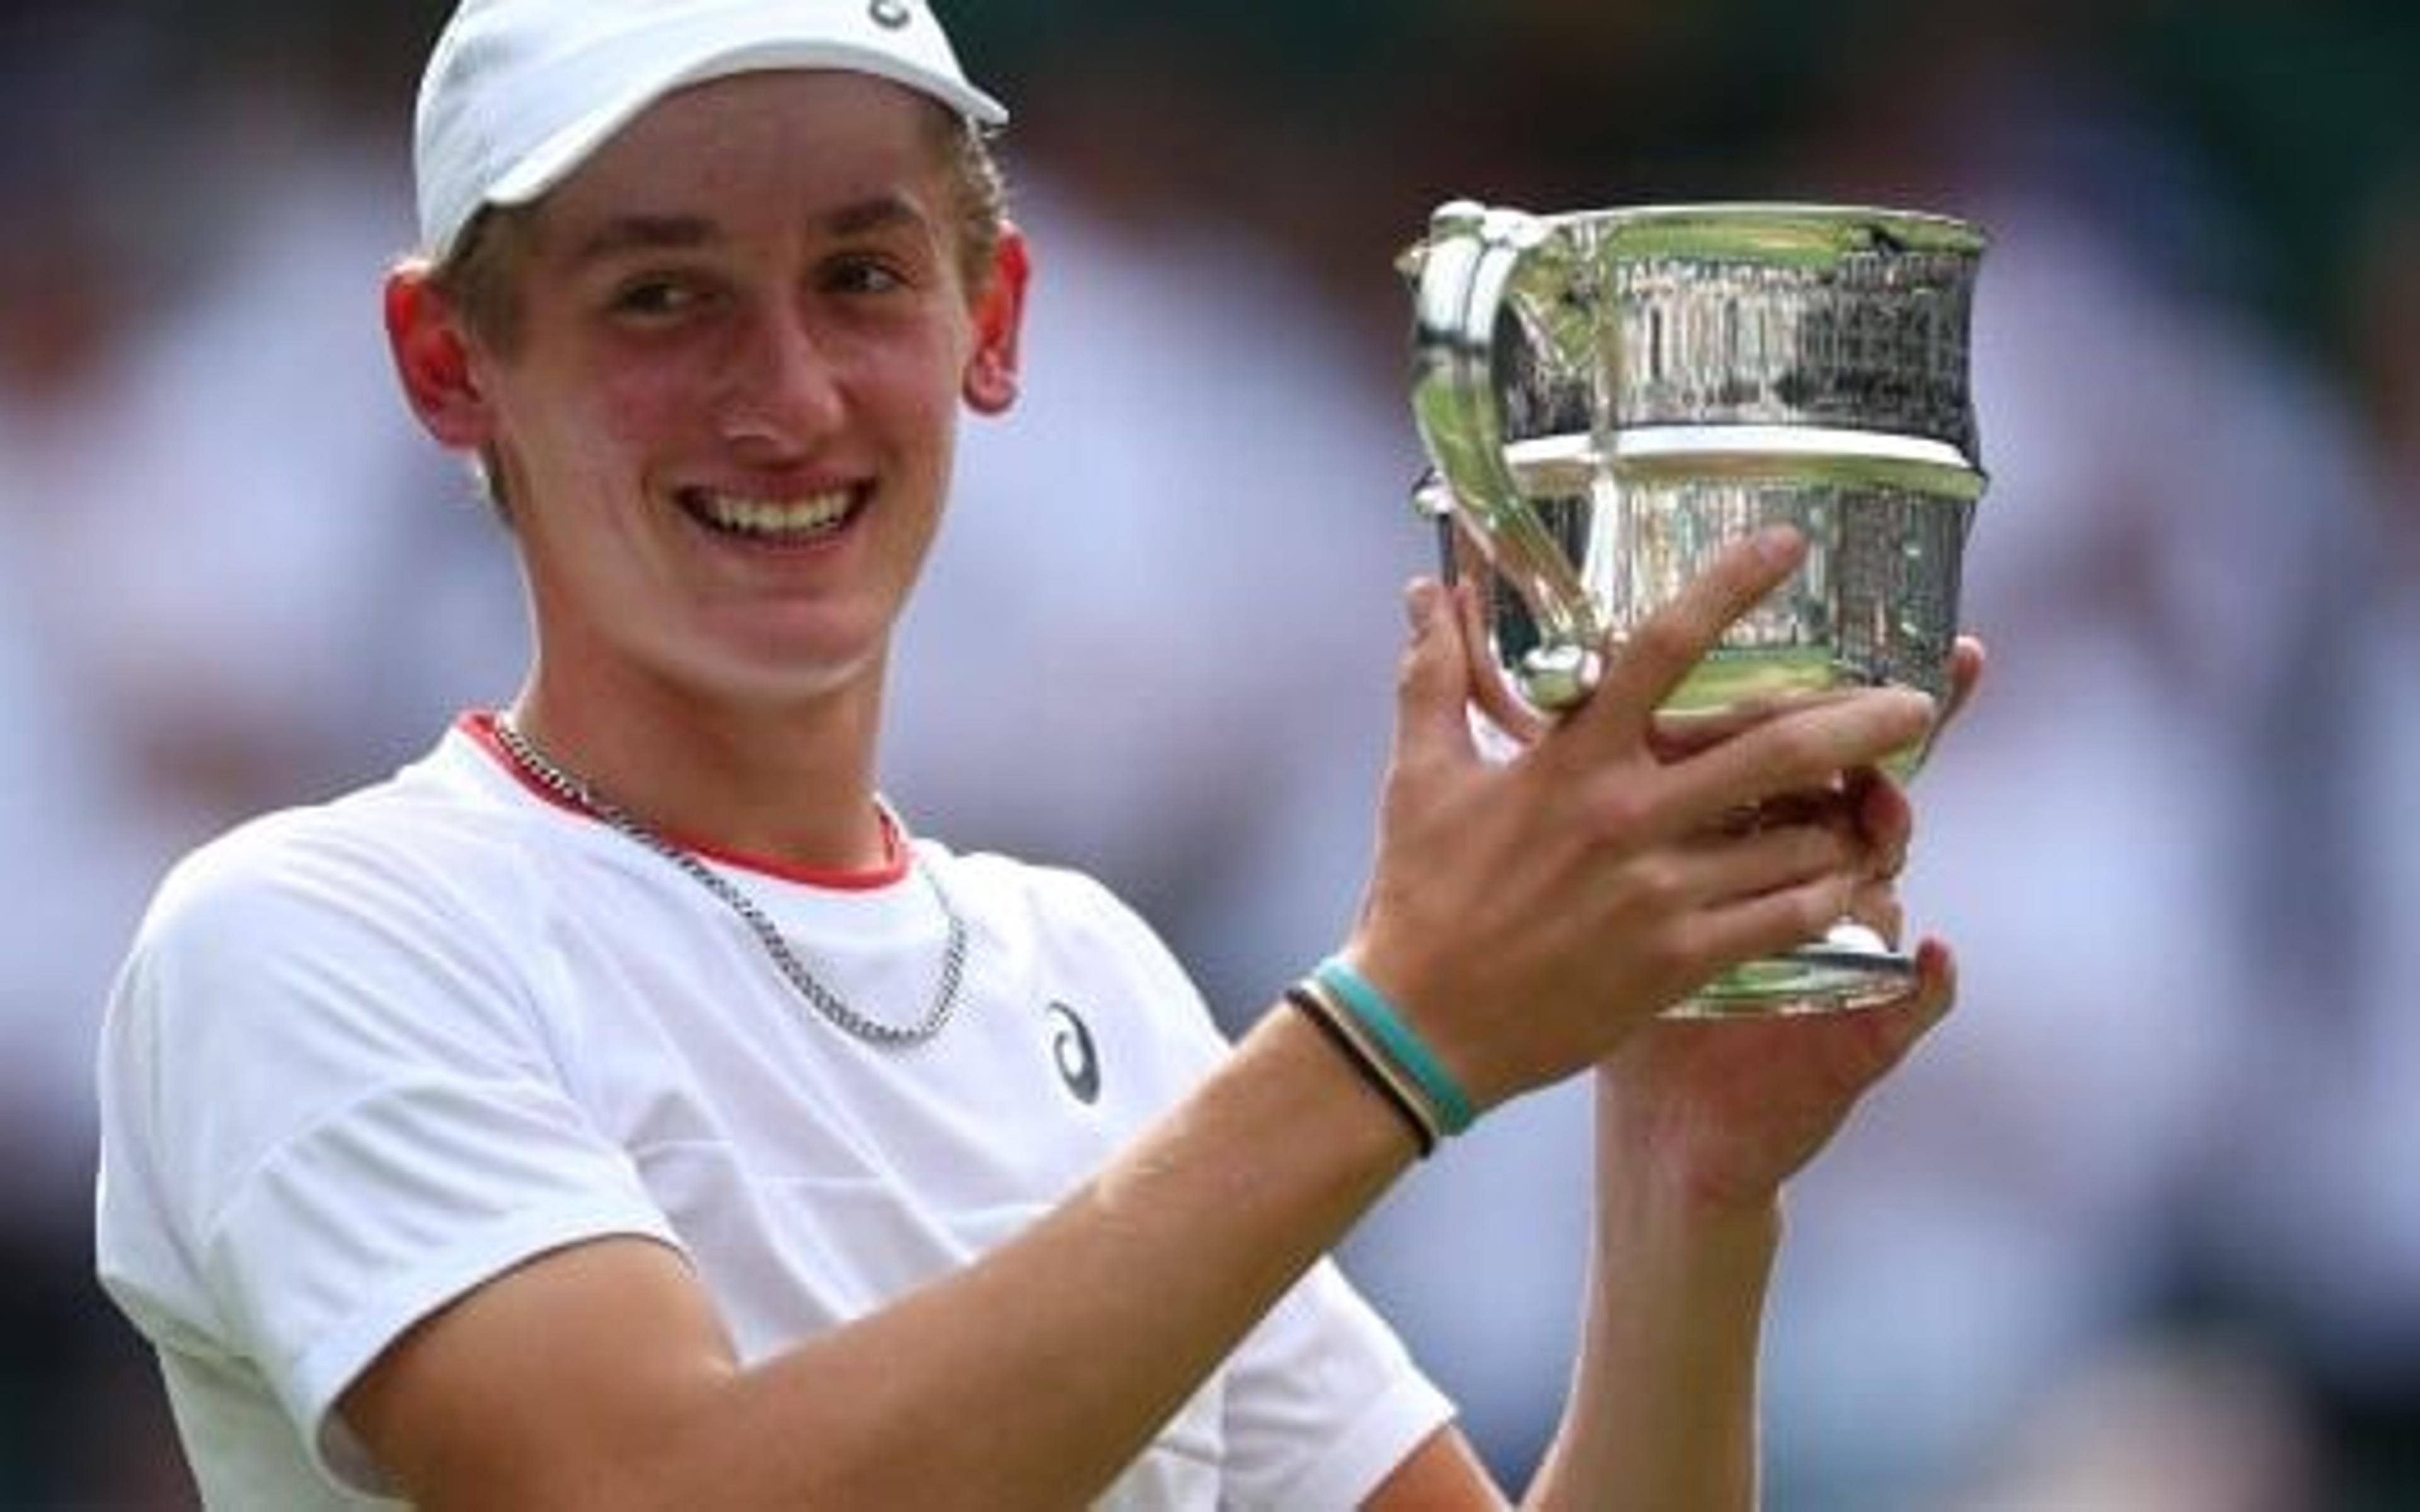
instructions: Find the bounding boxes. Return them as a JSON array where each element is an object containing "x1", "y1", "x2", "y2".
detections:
[{"x1": 695, "y1": 490, "x2": 855, "y2": 538}]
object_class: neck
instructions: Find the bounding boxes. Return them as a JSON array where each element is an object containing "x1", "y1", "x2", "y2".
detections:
[{"x1": 509, "y1": 665, "x2": 892, "y2": 875}]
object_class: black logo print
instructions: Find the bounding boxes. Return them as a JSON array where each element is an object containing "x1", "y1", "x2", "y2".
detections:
[
  {"x1": 1046, "y1": 1002, "x2": 1102, "y2": 1105},
  {"x1": 868, "y1": 0, "x2": 913, "y2": 30}
]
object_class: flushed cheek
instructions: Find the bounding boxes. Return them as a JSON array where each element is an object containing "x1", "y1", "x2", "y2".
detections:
[
  {"x1": 488, "y1": 401, "x2": 674, "y2": 565},
  {"x1": 589, "y1": 364, "x2": 723, "y2": 457},
  {"x1": 868, "y1": 352, "x2": 971, "y2": 450}
]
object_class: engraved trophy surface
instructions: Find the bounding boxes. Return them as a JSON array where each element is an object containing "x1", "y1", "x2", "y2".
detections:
[{"x1": 1405, "y1": 200, "x2": 1988, "y2": 1015}]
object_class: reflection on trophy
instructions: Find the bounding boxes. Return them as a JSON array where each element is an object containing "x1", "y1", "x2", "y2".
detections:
[{"x1": 1404, "y1": 200, "x2": 1988, "y2": 1016}]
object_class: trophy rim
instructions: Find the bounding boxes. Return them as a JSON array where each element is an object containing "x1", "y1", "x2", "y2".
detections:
[{"x1": 1535, "y1": 201, "x2": 1989, "y2": 260}]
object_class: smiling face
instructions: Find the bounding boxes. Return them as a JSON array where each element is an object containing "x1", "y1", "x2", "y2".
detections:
[{"x1": 392, "y1": 70, "x2": 1026, "y2": 724}]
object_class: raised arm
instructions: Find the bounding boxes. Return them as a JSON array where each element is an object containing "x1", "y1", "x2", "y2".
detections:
[{"x1": 1350, "y1": 532, "x2": 1971, "y2": 1511}]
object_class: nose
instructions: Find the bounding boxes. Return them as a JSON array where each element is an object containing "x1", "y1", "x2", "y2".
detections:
[{"x1": 718, "y1": 305, "x2": 846, "y2": 455}]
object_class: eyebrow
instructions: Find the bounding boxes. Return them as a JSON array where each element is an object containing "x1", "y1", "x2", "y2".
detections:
[
  {"x1": 821, "y1": 194, "x2": 927, "y2": 239},
  {"x1": 563, "y1": 195, "x2": 933, "y2": 268},
  {"x1": 565, "y1": 215, "x2": 715, "y2": 268}
]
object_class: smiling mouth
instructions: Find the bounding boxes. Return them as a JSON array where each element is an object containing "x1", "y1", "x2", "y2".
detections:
[{"x1": 681, "y1": 487, "x2": 863, "y2": 543}]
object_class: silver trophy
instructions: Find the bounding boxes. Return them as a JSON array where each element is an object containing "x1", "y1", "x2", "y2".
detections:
[{"x1": 1405, "y1": 200, "x2": 1988, "y2": 1016}]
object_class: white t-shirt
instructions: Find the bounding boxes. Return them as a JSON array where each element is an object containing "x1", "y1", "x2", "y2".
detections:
[{"x1": 95, "y1": 716, "x2": 1451, "y2": 1509}]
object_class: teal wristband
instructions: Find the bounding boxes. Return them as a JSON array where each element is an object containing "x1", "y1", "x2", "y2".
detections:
[{"x1": 1313, "y1": 957, "x2": 1476, "y2": 1136}]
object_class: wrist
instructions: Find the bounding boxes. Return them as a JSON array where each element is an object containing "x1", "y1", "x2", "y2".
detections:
[
  {"x1": 1593, "y1": 1069, "x2": 1792, "y2": 1237},
  {"x1": 1259, "y1": 997, "x2": 1433, "y2": 1177},
  {"x1": 1282, "y1": 983, "x2": 1441, "y2": 1158},
  {"x1": 1311, "y1": 955, "x2": 1477, "y2": 1138}
]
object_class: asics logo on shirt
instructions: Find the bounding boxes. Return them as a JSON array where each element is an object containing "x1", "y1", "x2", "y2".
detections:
[{"x1": 1046, "y1": 1002, "x2": 1102, "y2": 1105}]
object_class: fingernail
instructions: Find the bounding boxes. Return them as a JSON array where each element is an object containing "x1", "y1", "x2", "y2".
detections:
[
  {"x1": 1404, "y1": 578, "x2": 1443, "y2": 632},
  {"x1": 1754, "y1": 524, "x2": 1804, "y2": 565}
]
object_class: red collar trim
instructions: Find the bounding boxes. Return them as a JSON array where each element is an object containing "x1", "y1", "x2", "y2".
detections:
[{"x1": 460, "y1": 711, "x2": 911, "y2": 891}]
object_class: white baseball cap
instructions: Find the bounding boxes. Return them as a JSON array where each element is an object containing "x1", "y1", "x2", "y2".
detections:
[{"x1": 413, "y1": 0, "x2": 1008, "y2": 261}]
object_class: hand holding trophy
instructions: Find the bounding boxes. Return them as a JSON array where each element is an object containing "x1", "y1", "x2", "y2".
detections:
[{"x1": 1405, "y1": 200, "x2": 1988, "y2": 1016}]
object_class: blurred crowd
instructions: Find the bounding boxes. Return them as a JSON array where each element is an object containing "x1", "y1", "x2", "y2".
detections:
[{"x1": 6, "y1": 0, "x2": 2419, "y2": 1506}]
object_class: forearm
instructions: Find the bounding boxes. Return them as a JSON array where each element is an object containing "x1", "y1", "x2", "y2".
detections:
[
  {"x1": 631, "y1": 1004, "x2": 1424, "y2": 1511},
  {"x1": 1521, "y1": 1077, "x2": 1781, "y2": 1512}
]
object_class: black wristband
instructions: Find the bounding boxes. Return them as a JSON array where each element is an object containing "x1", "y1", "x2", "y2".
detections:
[{"x1": 1282, "y1": 985, "x2": 1439, "y2": 1158}]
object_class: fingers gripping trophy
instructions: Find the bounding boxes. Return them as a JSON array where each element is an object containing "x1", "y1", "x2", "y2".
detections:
[{"x1": 1405, "y1": 200, "x2": 1988, "y2": 1016}]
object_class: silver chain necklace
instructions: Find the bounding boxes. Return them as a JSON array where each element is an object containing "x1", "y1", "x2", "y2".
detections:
[{"x1": 490, "y1": 716, "x2": 968, "y2": 1047}]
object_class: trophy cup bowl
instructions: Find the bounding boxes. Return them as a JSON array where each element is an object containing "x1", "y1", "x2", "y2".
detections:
[{"x1": 1405, "y1": 200, "x2": 1988, "y2": 1016}]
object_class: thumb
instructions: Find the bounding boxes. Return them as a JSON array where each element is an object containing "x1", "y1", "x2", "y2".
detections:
[{"x1": 1391, "y1": 578, "x2": 1480, "y2": 773}]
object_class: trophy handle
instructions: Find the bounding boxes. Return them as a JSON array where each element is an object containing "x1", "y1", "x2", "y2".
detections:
[{"x1": 1409, "y1": 201, "x2": 1606, "y2": 708}]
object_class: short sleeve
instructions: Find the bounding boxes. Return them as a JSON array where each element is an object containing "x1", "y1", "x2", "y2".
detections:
[
  {"x1": 95, "y1": 816, "x2": 677, "y2": 1498},
  {"x1": 1216, "y1": 1256, "x2": 1458, "y2": 1509}
]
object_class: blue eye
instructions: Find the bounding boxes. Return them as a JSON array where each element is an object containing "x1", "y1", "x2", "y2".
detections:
[
  {"x1": 827, "y1": 258, "x2": 909, "y2": 295},
  {"x1": 611, "y1": 278, "x2": 705, "y2": 318}
]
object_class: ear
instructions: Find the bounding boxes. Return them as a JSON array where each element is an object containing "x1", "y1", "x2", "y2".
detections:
[
  {"x1": 962, "y1": 225, "x2": 1030, "y2": 416},
  {"x1": 384, "y1": 264, "x2": 494, "y2": 450}
]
